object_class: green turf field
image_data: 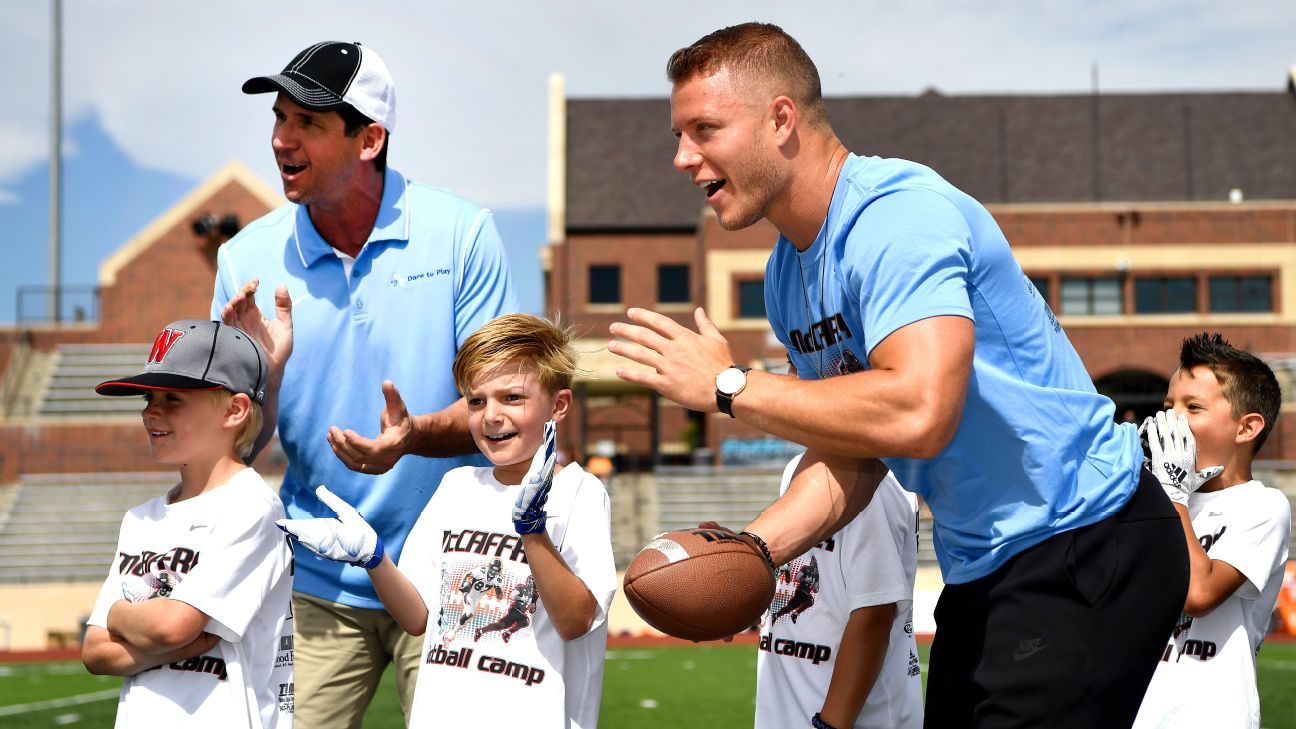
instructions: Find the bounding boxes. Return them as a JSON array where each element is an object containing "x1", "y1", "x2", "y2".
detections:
[{"x1": 2, "y1": 642, "x2": 1294, "y2": 727}]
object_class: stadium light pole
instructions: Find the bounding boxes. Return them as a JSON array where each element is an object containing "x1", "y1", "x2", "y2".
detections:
[{"x1": 49, "y1": 0, "x2": 63, "y2": 324}]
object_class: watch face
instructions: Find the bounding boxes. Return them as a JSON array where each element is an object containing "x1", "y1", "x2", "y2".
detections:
[{"x1": 716, "y1": 367, "x2": 747, "y2": 395}]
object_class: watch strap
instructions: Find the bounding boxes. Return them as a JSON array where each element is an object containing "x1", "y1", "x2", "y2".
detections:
[{"x1": 715, "y1": 365, "x2": 751, "y2": 418}]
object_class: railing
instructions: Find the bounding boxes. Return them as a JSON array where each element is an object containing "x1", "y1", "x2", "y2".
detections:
[{"x1": 15, "y1": 285, "x2": 99, "y2": 324}]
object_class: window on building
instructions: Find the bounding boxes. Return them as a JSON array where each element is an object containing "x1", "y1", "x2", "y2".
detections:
[
  {"x1": 1134, "y1": 277, "x2": 1196, "y2": 314},
  {"x1": 1028, "y1": 276, "x2": 1051, "y2": 307},
  {"x1": 658, "y1": 264, "x2": 690, "y2": 304},
  {"x1": 1209, "y1": 275, "x2": 1273, "y2": 313},
  {"x1": 588, "y1": 265, "x2": 621, "y2": 305},
  {"x1": 1060, "y1": 276, "x2": 1123, "y2": 315},
  {"x1": 737, "y1": 279, "x2": 766, "y2": 319}
]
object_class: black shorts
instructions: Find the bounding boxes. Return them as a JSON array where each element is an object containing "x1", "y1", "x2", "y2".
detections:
[{"x1": 924, "y1": 469, "x2": 1188, "y2": 728}]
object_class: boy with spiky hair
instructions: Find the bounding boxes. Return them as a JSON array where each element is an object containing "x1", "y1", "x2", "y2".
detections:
[
  {"x1": 82, "y1": 320, "x2": 294, "y2": 728},
  {"x1": 277, "y1": 313, "x2": 616, "y2": 728},
  {"x1": 1135, "y1": 332, "x2": 1290, "y2": 729}
]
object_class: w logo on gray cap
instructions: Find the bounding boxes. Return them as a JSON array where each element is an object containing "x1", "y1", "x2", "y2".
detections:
[
  {"x1": 147, "y1": 329, "x2": 186, "y2": 364},
  {"x1": 96, "y1": 320, "x2": 268, "y2": 403}
]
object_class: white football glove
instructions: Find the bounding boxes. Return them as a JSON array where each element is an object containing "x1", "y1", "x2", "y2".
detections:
[
  {"x1": 276, "y1": 485, "x2": 384, "y2": 569},
  {"x1": 512, "y1": 420, "x2": 557, "y2": 535},
  {"x1": 1140, "y1": 409, "x2": 1223, "y2": 507}
]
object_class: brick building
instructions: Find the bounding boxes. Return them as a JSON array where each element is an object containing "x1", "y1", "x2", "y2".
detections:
[
  {"x1": 0, "y1": 161, "x2": 280, "y2": 481},
  {"x1": 544, "y1": 79, "x2": 1296, "y2": 467}
]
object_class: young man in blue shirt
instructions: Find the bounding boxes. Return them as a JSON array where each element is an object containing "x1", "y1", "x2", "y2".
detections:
[{"x1": 610, "y1": 23, "x2": 1187, "y2": 727}]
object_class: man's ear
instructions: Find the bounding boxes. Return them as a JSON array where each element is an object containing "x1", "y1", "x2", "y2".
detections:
[
  {"x1": 224, "y1": 393, "x2": 253, "y2": 430},
  {"x1": 550, "y1": 389, "x2": 573, "y2": 423},
  {"x1": 358, "y1": 123, "x2": 387, "y2": 163},
  {"x1": 1237, "y1": 412, "x2": 1265, "y2": 446},
  {"x1": 770, "y1": 96, "x2": 797, "y2": 147}
]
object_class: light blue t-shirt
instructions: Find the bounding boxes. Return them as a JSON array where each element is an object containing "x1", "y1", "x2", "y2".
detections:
[
  {"x1": 212, "y1": 167, "x2": 517, "y2": 608},
  {"x1": 766, "y1": 154, "x2": 1140, "y2": 584}
]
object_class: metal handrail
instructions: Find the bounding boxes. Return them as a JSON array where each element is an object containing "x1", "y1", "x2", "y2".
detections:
[{"x1": 15, "y1": 285, "x2": 99, "y2": 323}]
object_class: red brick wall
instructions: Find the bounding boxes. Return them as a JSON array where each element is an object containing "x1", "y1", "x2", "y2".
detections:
[
  {"x1": 0, "y1": 421, "x2": 284, "y2": 483},
  {"x1": 95, "y1": 181, "x2": 274, "y2": 344},
  {"x1": 549, "y1": 231, "x2": 699, "y2": 327},
  {"x1": 0, "y1": 422, "x2": 163, "y2": 481},
  {"x1": 993, "y1": 205, "x2": 1296, "y2": 247},
  {"x1": 1069, "y1": 324, "x2": 1296, "y2": 380}
]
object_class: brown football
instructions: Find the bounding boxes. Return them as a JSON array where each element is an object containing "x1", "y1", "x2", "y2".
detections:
[{"x1": 623, "y1": 527, "x2": 776, "y2": 641}]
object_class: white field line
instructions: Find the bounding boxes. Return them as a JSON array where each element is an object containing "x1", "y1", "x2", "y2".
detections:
[{"x1": 0, "y1": 688, "x2": 118, "y2": 716}]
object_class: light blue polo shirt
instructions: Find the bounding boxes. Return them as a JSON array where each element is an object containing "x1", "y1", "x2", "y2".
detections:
[
  {"x1": 213, "y1": 167, "x2": 517, "y2": 608},
  {"x1": 766, "y1": 154, "x2": 1140, "y2": 584}
]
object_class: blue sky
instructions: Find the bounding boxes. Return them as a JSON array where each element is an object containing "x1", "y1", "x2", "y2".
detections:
[{"x1": 2, "y1": 1, "x2": 1294, "y2": 322}]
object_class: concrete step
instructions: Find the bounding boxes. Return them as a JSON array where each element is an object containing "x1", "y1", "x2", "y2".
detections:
[
  {"x1": 0, "y1": 525, "x2": 119, "y2": 539},
  {"x1": 42, "y1": 388, "x2": 145, "y2": 400},
  {"x1": 0, "y1": 565, "x2": 108, "y2": 583},
  {"x1": 19, "y1": 473, "x2": 173, "y2": 486},
  {"x1": 0, "y1": 542, "x2": 112, "y2": 559},
  {"x1": 38, "y1": 399, "x2": 145, "y2": 415},
  {"x1": 47, "y1": 375, "x2": 140, "y2": 389}
]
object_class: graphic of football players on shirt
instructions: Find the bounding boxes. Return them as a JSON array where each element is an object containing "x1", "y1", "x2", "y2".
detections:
[
  {"x1": 442, "y1": 558, "x2": 505, "y2": 643},
  {"x1": 475, "y1": 575, "x2": 538, "y2": 643},
  {"x1": 772, "y1": 555, "x2": 820, "y2": 624},
  {"x1": 121, "y1": 568, "x2": 183, "y2": 603}
]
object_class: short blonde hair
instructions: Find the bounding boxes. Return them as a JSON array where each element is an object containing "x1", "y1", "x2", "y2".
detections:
[
  {"x1": 212, "y1": 389, "x2": 264, "y2": 460},
  {"x1": 453, "y1": 314, "x2": 577, "y2": 396}
]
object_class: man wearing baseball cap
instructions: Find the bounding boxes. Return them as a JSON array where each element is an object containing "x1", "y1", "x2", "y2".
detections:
[
  {"x1": 213, "y1": 41, "x2": 517, "y2": 727},
  {"x1": 83, "y1": 320, "x2": 294, "y2": 728}
]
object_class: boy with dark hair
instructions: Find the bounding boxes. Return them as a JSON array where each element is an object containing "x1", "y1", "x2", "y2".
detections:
[
  {"x1": 1135, "y1": 332, "x2": 1289, "y2": 729},
  {"x1": 277, "y1": 313, "x2": 616, "y2": 728},
  {"x1": 82, "y1": 320, "x2": 294, "y2": 728}
]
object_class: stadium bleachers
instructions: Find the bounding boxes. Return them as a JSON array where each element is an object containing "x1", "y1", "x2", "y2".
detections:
[
  {"x1": 0, "y1": 472, "x2": 176, "y2": 583},
  {"x1": 35, "y1": 344, "x2": 150, "y2": 418}
]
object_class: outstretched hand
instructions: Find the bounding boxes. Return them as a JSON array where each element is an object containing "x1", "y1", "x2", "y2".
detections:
[
  {"x1": 328, "y1": 380, "x2": 412, "y2": 475},
  {"x1": 220, "y1": 279, "x2": 293, "y2": 381},
  {"x1": 608, "y1": 307, "x2": 735, "y2": 413},
  {"x1": 276, "y1": 485, "x2": 384, "y2": 569}
]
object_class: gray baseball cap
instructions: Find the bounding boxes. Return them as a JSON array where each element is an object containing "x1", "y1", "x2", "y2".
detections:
[{"x1": 96, "y1": 320, "x2": 268, "y2": 404}]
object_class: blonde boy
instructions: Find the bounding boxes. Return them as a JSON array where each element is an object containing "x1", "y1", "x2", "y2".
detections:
[
  {"x1": 82, "y1": 320, "x2": 294, "y2": 728},
  {"x1": 278, "y1": 313, "x2": 616, "y2": 728},
  {"x1": 1135, "y1": 332, "x2": 1290, "y2": 729}
]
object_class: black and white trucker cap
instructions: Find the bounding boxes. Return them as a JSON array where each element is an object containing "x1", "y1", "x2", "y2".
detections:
[
  {"x1": 242, "y1": 41, "x2": 396, "y2": 132},
  {"x1": 96, "y1": 320, "x2": 268, "y2": 404}
]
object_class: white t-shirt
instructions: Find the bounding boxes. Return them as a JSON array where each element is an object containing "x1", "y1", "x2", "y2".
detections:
[
  {"x1": 88, "y1": 468, "x2": 295, "y2": 728},
  {"x1": 401, "y1": 463, "x2": 616, "y2": 729},
  {"x1": 756, "y1": 455, "x2": 924, "y2": 729},
  {"x1": 1134, "y1": 480, "x2": 1291, "y2": 729}
]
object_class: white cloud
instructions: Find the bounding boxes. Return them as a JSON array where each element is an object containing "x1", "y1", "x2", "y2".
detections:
[{"x1": 3, "y1": 0, "x2": 1295, "y2": 210}]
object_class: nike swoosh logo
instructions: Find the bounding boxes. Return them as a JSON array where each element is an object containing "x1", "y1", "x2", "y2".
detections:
[
  {"x1": 190, "y1": 524, "x2": 207, "y2": 531},
  {"x1": 1013, "y1": 641, "x2": 1049, "y2": 661},
  {"x1": 1208, "y1": 512, "x2": 1223, "y2": 517}
]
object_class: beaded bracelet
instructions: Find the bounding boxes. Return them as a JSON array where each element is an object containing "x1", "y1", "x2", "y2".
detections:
[
  {"x1": 812, "y1": 712, "x2": 839, "y2": 729},
  {"x1": 739, "y1": 530, "x2": 777, "y2": 571}
]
